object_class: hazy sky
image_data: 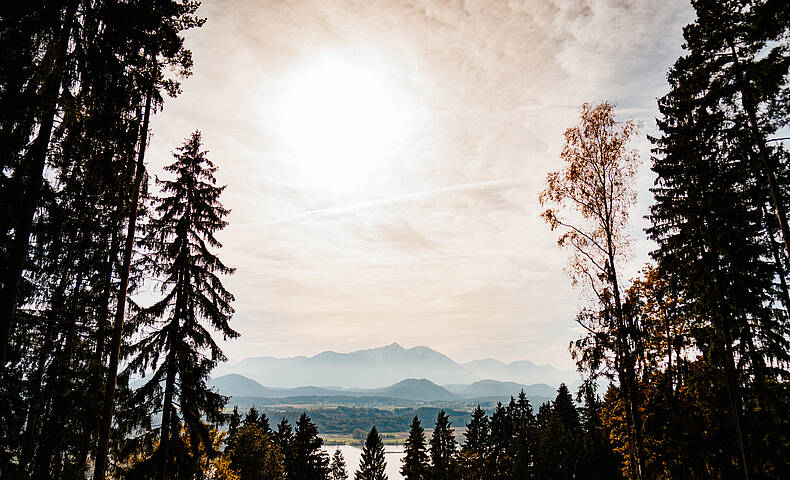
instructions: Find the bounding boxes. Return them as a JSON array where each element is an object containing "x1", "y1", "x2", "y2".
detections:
[{"x1": 145, "y1": 0, "x2": 694, "y2": 369}]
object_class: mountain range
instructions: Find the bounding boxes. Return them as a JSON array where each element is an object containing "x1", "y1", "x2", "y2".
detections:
[
  {"x1": 212, "y1": 343, "x2": 577, "y2": 389},
  {"x1": 208, "y1": 374, "x2": 557, "y2": 403}
]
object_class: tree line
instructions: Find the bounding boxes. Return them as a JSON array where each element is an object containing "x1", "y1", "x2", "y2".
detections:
[{"x1": 172, "y1": 384, "x2": 616, "y2": 480}]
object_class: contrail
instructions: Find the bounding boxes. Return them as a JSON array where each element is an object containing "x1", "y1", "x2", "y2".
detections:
[{"x1": 249, "y1": 177, "x2": 530, "y2": 227}]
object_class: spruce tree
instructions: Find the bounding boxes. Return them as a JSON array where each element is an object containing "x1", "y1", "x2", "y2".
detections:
[
  {"x1": 291, "y1": 412, "x2": 330, "y2": 480},
  {"x1": 509, "y1": 391, "x2": 535, "y2": 478},
  {"x1": 225, "y1": 423, "x2": 286, "y2": 480},
  {"x1": 462, "y1": 406, "x2": 489, "y2": 456},
  {"x1": 649, "y1": 2, "x2": 790, "y2": 476},
  {"x1": 429, "y1": 410, "x2": 457, "y2": 480},
  {"x1": 488, "y1": 402, "x2": 511, "y2": 477},
  {"x1": 331, "y1": 448, "x2": 349, "y2": 480},
  {"x1": 245, "y1": 406, "x2": 261, "y2": 427},
  {"x1": 401, "y1": 416, "x2": 429, "y2": 480},
  {"x1": 460, "y1": 406, "x2": 490, "y2": 479},
  {"x1": 355, "y1": 426, "x2": 387, "y2": 480},
  {"x1": 120, "y1": 131, "x2": 237, "y2": 480},
  {"x1": 539, "y1": 385, "x2": 582, "y2": 480},
  {"x1": 229, "y1": 406, "x2": 242, "y2": 439}
]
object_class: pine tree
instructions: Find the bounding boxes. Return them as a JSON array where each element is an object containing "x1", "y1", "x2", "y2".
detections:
[
  {"x1": 259, "y1": 412, "x2": 272, "y2": 434},
  {"x1": 291, "y1": 412, "x2": 330, "y2": 480},
  {"x1": 245, "y1": 406, "x2": 261, "y2": 427},
  {"x1": 462, "y1": 406, "x2": 489, "y2": 456},
  {"x1": 330, "y1": 448, "x2": 349, "y2": 480},
  {"x1": 540, "y1": 385, "x2": 583, "y2": 480},
  {"x1": 460, "y1": 406, "x2": 490, "y2": 479},
  {"x1": 120, "y1": 131, "x2": 238, "y2": 480},
  {"x1": 488, "y1": 402, "x2": 511, "y2": 478},
  {"x1": 401, "y1": 416, "x2": 429, "y2": 480},
  {"x1": 229, "y1": 406, "x2": 242, "y2": 439},
  {"x1": 509, "y1": 391, "x2": 535, "y2": 478},
  {"x1": 355, "y1": 426, "x2": 387, "y2": 480},
  {"x1": 225, "y1": 423, "x2": 286, "y2": 480},
  {"x1": 429, "y1": 410, "x2": 457, "y2": 480},
  {"x1": 647, "y1": 2, "x2": 790, "y2": 478},
  {"x1": 578, "y1": 387, "x2": 620, "y2": 480}
]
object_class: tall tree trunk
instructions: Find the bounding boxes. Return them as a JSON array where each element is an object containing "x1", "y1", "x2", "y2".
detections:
[
  {"x1": 92, "y1": 81, "x2": 154, "y2": 480},
  {"x1": 728, "y1": 39, "x2": 790, "y2": 262},
  {"x1": 607, "y1": 250, "x2": 645, "y2": 480},
  {"x1": 158, "y1": 350, "x2": 178, "y2": 480},
  {"x1": 0, "y1": 0, "x2": 77, "y2": 365}
]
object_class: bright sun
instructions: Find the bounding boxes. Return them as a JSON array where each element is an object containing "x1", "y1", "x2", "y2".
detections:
[{"x1": 270, "y1": 52, "x2": 413, "y2": 192}]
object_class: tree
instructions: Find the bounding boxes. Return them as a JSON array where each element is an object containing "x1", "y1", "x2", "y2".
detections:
[
  {"x1": 460, "y1": 406, "x2": 490, "y2": 479},
  {"x1": 330, "y1": 448, "x2": 349, "y2": 480},
  {"x1": 355, "y1": 426, "x2": 387, "y2": 480},
  {"x1": 577, "y1": 386, "x2": 620, "y2": 480},
  {"x1": 291, "y1": 412, "x2": 330, "y2": 480},
  {"x1": 540, "y1": 101, "x2": 645, "y2": 479},
  {"x1": 488, "y1": 402, "x2": 511, "y2": 478},
  {"x1": 225, "y1": 424, "x2": 286, "y2": 480},
  {"x1": 429, "y1": 411, "x2": 457, "y2": 480},
  {"x1": 401, "y1": 416, "x2": 429, "y2": 480},
  {"x1": 119, "y1": 131, "x2": 238, "y2": 480},
  {"x1": 648, "y1": 2, "x2": 790, "y2": 478},
  {"x1": 228, "y1": 406, "x2": 242, "y2": 440},
  {"x1": 509, "y1": 391, "x2": 535, "y2": 478}
]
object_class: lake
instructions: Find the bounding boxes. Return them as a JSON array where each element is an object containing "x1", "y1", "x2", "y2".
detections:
[{"x1": 322, "y1": 444, "x2": 405, "y2": 479}]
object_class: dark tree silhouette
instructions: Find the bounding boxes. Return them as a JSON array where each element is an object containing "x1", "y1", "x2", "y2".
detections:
[
  {"x1": 355, "y1": 426, "x2": 387, "y2": 480},
  {"x1": 119, "y1": 131, "x2": 237, "y2": 480}
]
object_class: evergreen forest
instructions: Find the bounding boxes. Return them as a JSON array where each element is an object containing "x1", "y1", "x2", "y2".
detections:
[{"x1": 1, "y1": 0, "x2": 789, "y2": 479}]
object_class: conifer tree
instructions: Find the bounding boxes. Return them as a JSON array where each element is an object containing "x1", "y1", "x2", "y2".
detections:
[
  {"x1": 355, "y1": 426, "x2": 387, "y2": 480},
  {"x1": 509, "y1": 391, "x2": 535, "y2": 478},
  {"x1": 225, "y1": 423, "x2": 286, "y2": 480},
  {"x1": 488, "y1": 402, "x2": 511, "y2": 478},
  {"x1": 245, "y1": 406, "x2": 261, "y2": 427},
  {"x1": 291, "y1": 412, "x2": 330, "y2": 480},
  {"x1": 275, "y1": 418, "x2": 296, "y2": 477},
  {"x1": 578, "y1": 387, "x2": 619, "y2": 480},
  {"x1": 429, "y1": 410, "x2": 457, "y2": 480},
  {"x1": 401, "y1": 416, "x2": 429, "y2": 480},
  {"x1": 331, "y1": 448, "x2": 349, "y2": 480},
  {"x1": 229, "y1": 406, "x2": 242, "y2": 439},
  {"x1": 462, "y1": 406, "x2": 489, "y2": 456},
  {"x1": 119, "y1": 131, "x2": 237, "y2": 480},
  {"x1": 460, "y1": 406, "x2": 490, "y2": 479}
]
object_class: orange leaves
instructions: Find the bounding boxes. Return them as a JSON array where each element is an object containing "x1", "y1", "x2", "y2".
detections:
[{"x1": 539, "y1": 101, "x2": 641, "y2": 298}]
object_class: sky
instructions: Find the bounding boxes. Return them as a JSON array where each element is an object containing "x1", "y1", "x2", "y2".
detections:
[{"x1": 145, "y1": 0, "x2": 695, "y2": 370}]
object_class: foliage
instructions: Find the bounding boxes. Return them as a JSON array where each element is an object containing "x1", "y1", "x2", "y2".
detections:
[
  {"x1": 355, "y1": 427, "x2": 387, "y2": 480},
  {"x1": 401, "y1": 416, "x2": 429, "y2": 480},
  {"x1": 330, "y1": 448, "x2": 349, "y2": 480}
]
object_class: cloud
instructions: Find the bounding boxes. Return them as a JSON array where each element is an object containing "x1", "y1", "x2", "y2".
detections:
[{"x1": 145, "y1": 0, "x2": 694, "y2": 369}]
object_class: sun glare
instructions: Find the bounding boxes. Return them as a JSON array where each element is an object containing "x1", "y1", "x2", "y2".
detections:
[{"x1": 269, "y1": 52, "x2": 414, "y2": 192}]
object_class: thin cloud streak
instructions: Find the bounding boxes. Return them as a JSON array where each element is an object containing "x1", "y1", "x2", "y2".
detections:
[{"x1": 253, "y1": 178, "x2": 529, "y2": 226}]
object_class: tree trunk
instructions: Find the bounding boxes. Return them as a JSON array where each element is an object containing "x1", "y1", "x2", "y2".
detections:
[
  {"x1": 92, "y1": 80, "x2": 154, "y2": 480},
  {"x1": 158, "y1": 351, "x2": 178, "y2": 480},
  {"x1": 728, "y1": 40, "x2": 790, "y2": 262},
  {"x1": 0, "y1": 0, "x2": 77, "y2": 366}
]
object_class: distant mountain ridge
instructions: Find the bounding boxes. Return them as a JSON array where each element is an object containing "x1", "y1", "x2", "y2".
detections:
[
  {"x1": 213, "y1": 343, "x2": 576, "y2": 389},
  {"x1": 213, "y1": 342, "x2": 479, "y2": 388},
  {"x1": 209, "y1": 374, "x2": 557, "y2": 403},
  {"x1": 461, "y1": 358, "x2": 574, "y2": 386}
]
